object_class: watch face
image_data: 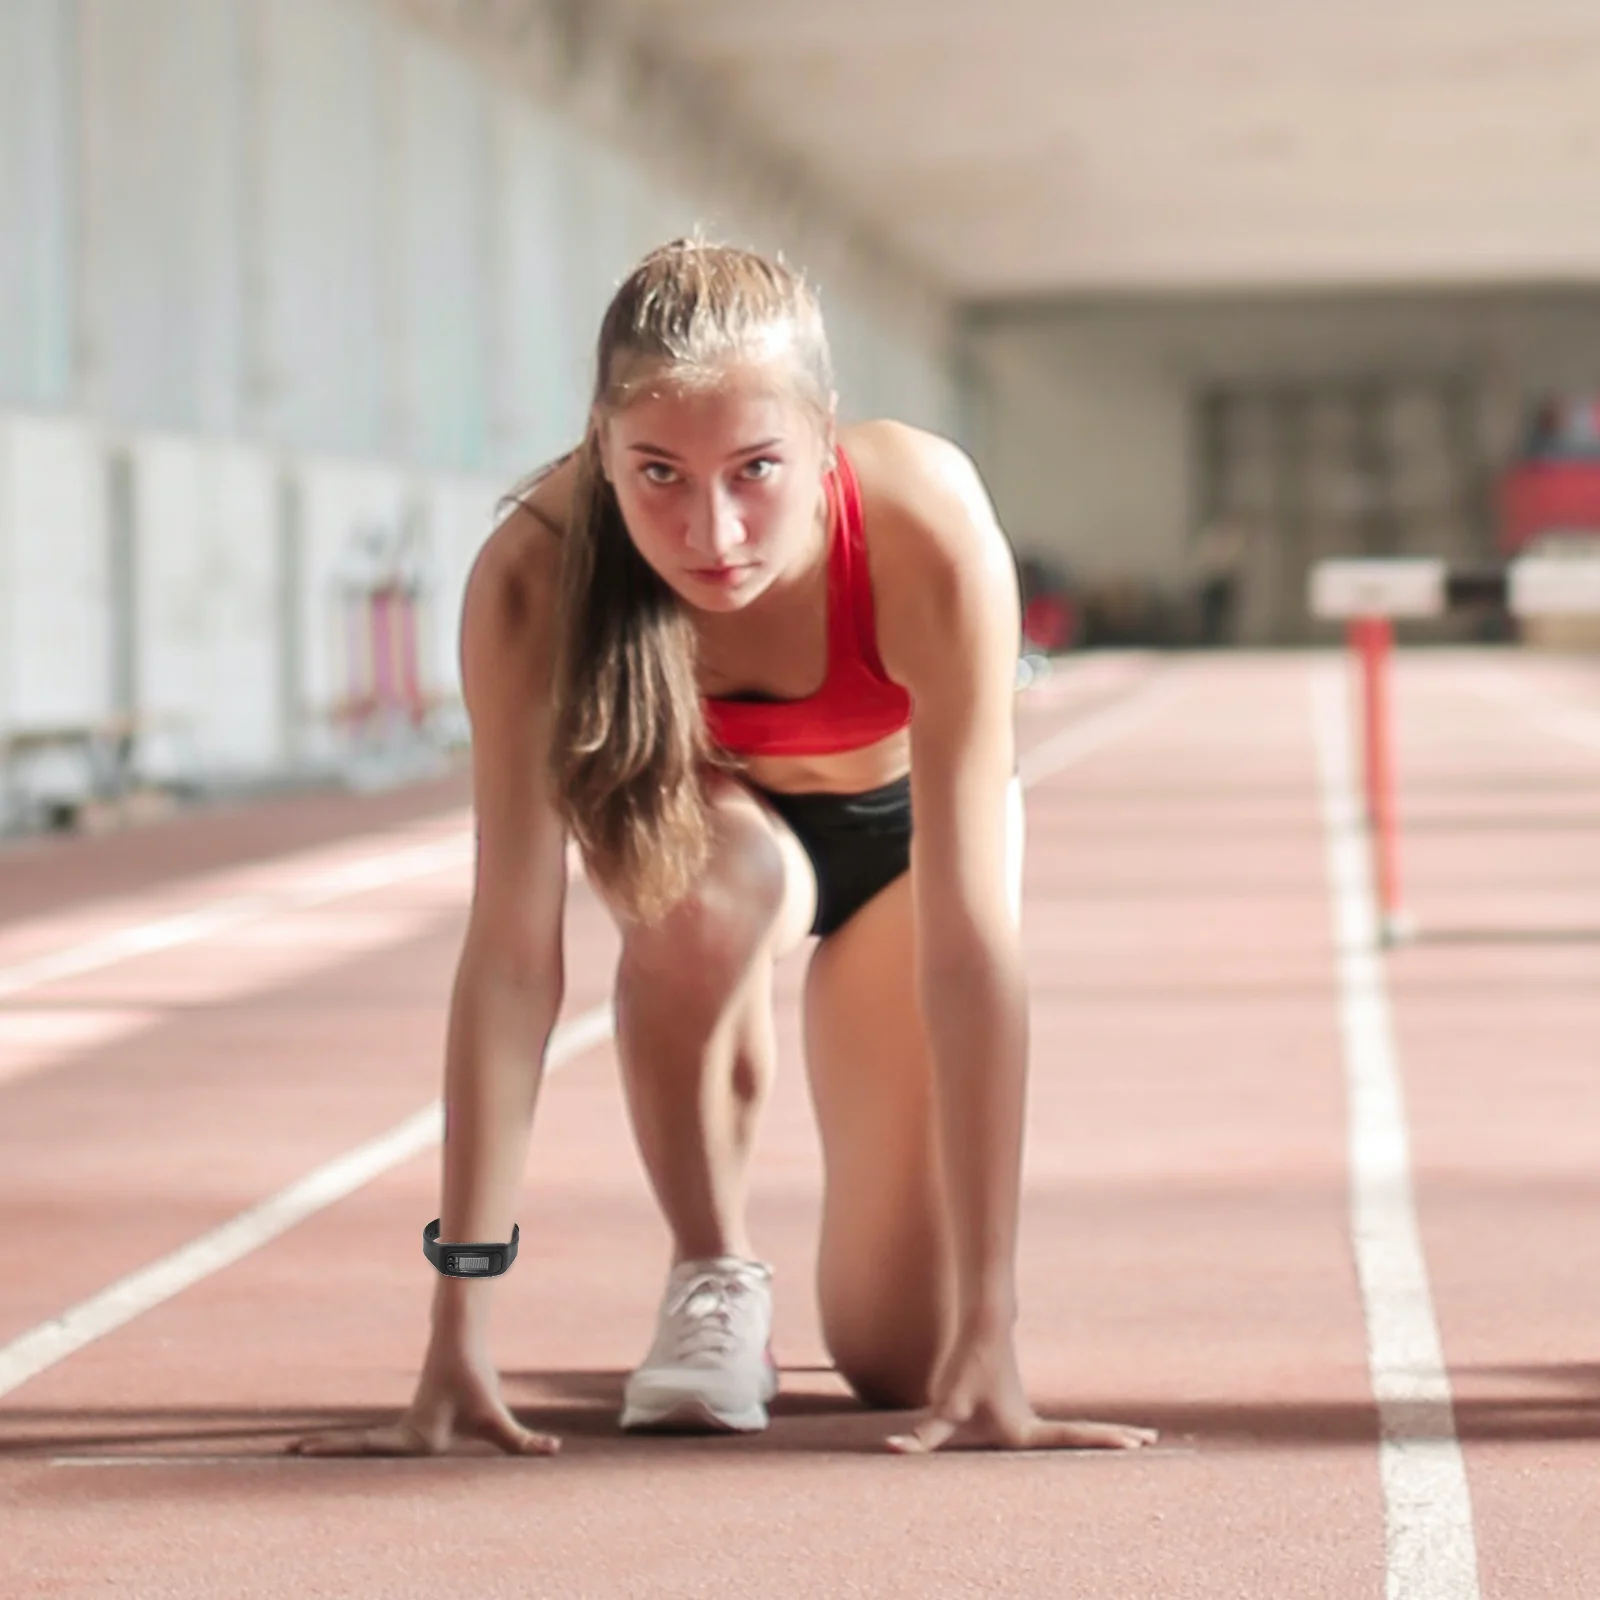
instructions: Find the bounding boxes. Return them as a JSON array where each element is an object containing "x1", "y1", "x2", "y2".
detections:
[{"x1": 451, "y1": 1253, "x2": 493, "y2": 1273}]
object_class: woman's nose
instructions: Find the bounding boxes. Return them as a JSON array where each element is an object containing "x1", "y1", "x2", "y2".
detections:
[{"x1": 685, "y1": 486, "x2": 748, "y2": 561}]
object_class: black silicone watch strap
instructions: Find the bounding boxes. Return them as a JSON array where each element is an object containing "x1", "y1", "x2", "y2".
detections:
[{"x1": 423, "y1": 1218, "x2": 519, "y2": 1277}]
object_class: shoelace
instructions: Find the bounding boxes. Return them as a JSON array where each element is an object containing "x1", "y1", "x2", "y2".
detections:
[{"x1": 663, "y1": 1268, "x2": 761, "y2": 1363}]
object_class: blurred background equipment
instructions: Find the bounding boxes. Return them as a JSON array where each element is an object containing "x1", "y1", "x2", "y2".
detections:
[
  {"x1": 1310, "y1": 549, "x2": 1600, "y2": 941},
  {"x1": 1017, "y1": 554, "x2": 1080, "y2": 654},
  {"x1": 1499, "y1": 393, "x2": 1600, "y2": 556},
  {"x1": 1497, "y1": 393, "x2": 1600, "y2": 648}
]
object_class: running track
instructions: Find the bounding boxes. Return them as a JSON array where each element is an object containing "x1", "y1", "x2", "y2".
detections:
[{"x1": 1, "y1": 650, "x2": 1597, "y2": 1599}]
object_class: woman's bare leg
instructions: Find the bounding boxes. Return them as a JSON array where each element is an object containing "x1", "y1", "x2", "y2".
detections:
[
  {"x1": 803, "y1": 873, "x2": 955, "y2": 1409},
  {"x1": 805, "y1": 777, "x2": 1025, "y2": 1409},
  {"x1": 609, "y1": 777, "x2": 816, "y2": 1265},
  {"x1": 601, "y1": 778, "x2": 816, "y2": 1430}
]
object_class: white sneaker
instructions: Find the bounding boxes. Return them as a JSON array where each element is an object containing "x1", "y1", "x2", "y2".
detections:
[{"x1": 620, "y1": 1256, "x2": 780, "y2": 1433}]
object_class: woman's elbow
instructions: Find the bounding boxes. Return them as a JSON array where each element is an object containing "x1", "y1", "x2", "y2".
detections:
[{"x1": 458, "y1": 912, "x2": 565, "y2": 1002}]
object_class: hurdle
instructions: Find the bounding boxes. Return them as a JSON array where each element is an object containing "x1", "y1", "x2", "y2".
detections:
[{"x1": 1309, "y1": 553, "x2": 1600, "y2": 947}]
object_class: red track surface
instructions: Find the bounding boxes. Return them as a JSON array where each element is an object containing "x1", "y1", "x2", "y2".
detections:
[{"x1": 1, "y1": 650, "x2": 1596, "y2": 1599}]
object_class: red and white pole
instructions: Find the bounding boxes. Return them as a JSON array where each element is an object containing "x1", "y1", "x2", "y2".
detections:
[
  {"x1": 1313, "y1": 551, "x2": 1600, "y2": 948},
  {"x1": 1349, "y1": 615, "x2": 1409, "y2": 945}
]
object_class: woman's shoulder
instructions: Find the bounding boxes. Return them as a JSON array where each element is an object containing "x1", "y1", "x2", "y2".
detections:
[
  {"x1": 463, "y1": 452, "x2": 579, "y2": 654},
  {"x1": 838, "y1": 418, "x2": 962, "y2": 497},
  {"x1": 840, "y1": 420, "x2": 1009, "y2": 590},
  {"x1": 498, "y1": 449, "x2": 581, "y2": 540}
]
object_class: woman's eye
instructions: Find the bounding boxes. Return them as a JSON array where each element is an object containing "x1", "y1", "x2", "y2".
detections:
[
  {"x1": 641, "y1": 462, "x2": 678, "y2": 486},
  {"x1": 740, "y1": 457, "x2": 779, "y2": 481}
]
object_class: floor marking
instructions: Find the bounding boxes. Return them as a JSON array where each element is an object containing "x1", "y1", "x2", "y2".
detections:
[
  {"x1": 1470, "y1": 671, "x2": 1600, "y2": 751},
  {"x1": 0, "y1": 832, "x2": 473, "y2": 1003},
  {"x1": 0, "y1": 1007, "x2": 160, "y2": 1089},
  {"x1": 1017, "y1": 670, "x2": 1187, "y2": 786},
  {"x1": 47, "y1": 1454, "x2": 322, "y2": 1468},
  {"x1": 42, "y1": 1453, "x2": 550, "y2": 1467},
  {"x1": 1, "y1": 670, "x2": 1176, "y2": 1404},
  {"x1": 0, "y1": 1003, "x2": 613, "y2": 1402},
  {"x1": 45, "y1": 1442, "x2": 1203, "y2": 1468},
  {"x1": 1310, "y1": 668, "x2": 1481, "y2": 1600}
]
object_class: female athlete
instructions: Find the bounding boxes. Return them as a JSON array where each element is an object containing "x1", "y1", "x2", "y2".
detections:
[{"x1": 294, "y1": 240, "x2": 1156, "y2": 1459}]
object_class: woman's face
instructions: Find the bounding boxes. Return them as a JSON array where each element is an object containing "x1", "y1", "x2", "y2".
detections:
[{"x1": 599, "y1": 365, "x2": 835, "y2": 613}]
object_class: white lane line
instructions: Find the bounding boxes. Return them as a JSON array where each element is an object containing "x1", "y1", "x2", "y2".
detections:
[
  {"x1": 0, "y1": 833, "x2": 472, "y2": 1003},
  {"x1": 1310, "y1": 668, "x2": 1481, "y2": 1600},
  {"x1": 44, "y1": 1454, "x2": 469, "y2": 1467},
  {"x1": 0, "y1": 1003, "x2": 614, "y2": 1402},
  {"x1": 2, "y1": 668, "x2": 1180, "y2": 1411},
  {"x1": 49, "y1": 1455, "x2": 303, "y2": 1468},
  {"x1": 1018, "y1": 669, "x2": 1187, "y2": 786},
  {"x1": 1470, "y1": 671, "x2": 1600, "y2": 751}
]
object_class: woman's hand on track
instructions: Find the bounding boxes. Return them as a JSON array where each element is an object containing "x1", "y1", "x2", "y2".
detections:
[
  {"x1": 885, "y1": 1329, "x2": 1157, "y2": 1455},
  {"x1": 287, "y1": 1340, "x2": 560, "y2": 1458}
]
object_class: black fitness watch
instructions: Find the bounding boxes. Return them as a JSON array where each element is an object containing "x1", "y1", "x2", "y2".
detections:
[{"x1": 423, "y1": 1219, "x2": 519, "y2": 1277}]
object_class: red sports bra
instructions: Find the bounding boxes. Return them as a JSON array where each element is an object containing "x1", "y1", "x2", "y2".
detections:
[{"x1": 701, "y1": 448, "x2": 912, "y2": 758}]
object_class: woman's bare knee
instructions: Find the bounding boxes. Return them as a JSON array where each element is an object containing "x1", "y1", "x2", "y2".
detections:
[
  {"x1": 617, "y1": 798, "x2": 789, "y2": 990},
  {"x1": 828, "y1": 1335, "x2": 938, "y2": 1413},
  {"x1": 820, "y1": 1257, "x2": 948, "y2": 1413}
]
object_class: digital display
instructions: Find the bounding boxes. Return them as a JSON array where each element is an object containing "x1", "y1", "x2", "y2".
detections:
[{"x1": 451, "y1": 1253, "x2": 492, "y2": 1272}]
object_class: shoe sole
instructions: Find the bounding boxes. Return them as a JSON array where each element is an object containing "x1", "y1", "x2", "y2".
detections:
[
  {"x1": 619, "y1": 1393, "x2": 770, "y2": 1434},
  {"x1": 619, "y1": 1358, "x2": 780, "y2": 1435}
]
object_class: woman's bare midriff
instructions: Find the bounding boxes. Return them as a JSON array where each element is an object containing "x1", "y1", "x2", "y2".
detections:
[{"x1": 731, "y1": 729, "x2": 910, "y2": 797}]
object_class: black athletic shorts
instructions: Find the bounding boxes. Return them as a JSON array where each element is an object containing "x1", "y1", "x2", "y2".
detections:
[{"x1": 752, "y1": 774, "x2": 913, "y2": 939}]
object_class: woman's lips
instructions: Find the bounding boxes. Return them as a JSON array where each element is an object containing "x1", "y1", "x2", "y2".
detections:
[{"x1": 690, "y1": 564, "x2": 755, "y2": 586}]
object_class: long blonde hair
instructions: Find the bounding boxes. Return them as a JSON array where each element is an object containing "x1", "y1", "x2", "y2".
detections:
[{"x1": 546, "y1": 240, "x2": 834, "y2": 923}]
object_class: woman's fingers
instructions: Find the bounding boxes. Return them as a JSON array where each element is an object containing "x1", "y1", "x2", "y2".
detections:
[
  {"x1": 287, "y1": 1422, "x2": 435, "y2": 1457},
  {"x1": 887, "y1": 1412, "x2": 1159, "y2": 1456},
  {"x1": 885, "y1": 1414, "x2": 960, "y2": 1455},
  {"x1": 1022, "y1": 1418, "x2": 1159, "y2": 1451},
  {"x1": 466, "y1": 1409, "x2": 562, "y2": 1457},
  {"x1": 286, "y1": 1410, "x2": 560, "y2": 1459},
  {"x1": 293, "y1": 1413, "x2": 1142, "y2": 1459}
]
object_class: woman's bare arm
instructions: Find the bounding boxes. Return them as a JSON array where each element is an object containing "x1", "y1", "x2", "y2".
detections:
[
  {"x1": 865, "y1": 423, "x2": 1156, "y2": 1453},
  {"x1": 289, "y1": 494, "x2": 574, "y2": 1458},
  {"x1": 430, "y1": 500, "x2": 572, "y2": 1352},
  {"x1": 863, "y1": 424, "x2": 1027, "y2": 1330}
]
